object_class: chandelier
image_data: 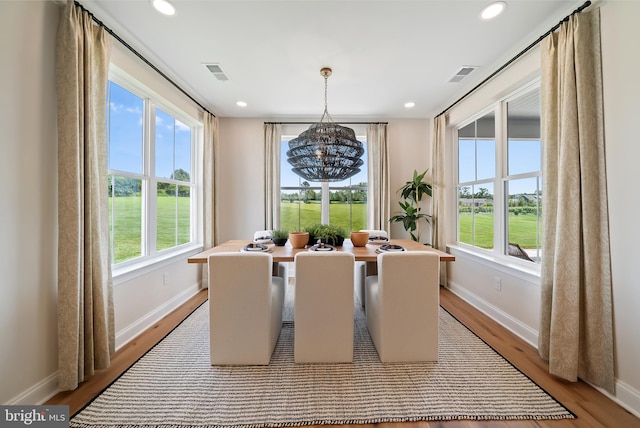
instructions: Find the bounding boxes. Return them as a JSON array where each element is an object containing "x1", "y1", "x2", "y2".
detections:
[{"x1": 286, "y1": 68, "x2": 365, "y2": 182}]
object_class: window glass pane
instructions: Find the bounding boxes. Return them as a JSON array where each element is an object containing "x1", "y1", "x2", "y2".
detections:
[
  {"x1": 108, "y1": 82, "x2": 143, "y2": 174},
  {"x1": 458, "y1": 113, "x2": 495, "y2": 182},
  {"x1": 508, "y1": 139, "x2": 541, "y2": 175},
  {"x1": 328, "y1": 186, "x2": 367, "y2": 232},
  {"x1": 156, "y1": 183, "x2": 190, "y2": 251},
  {"x1": 457, "y1": 186, "x2": 473, "y2": 245},
  {"x1": 508, "y1": 90, "x2": 541, "y2": 175},
  {"x1": 155, "y1": 108, "x2": 175, "y2": 180},
  {"x1": 155, "y1": 108, "x2": 192, "y2": 182},
  {"x1": 109, "y1": 175, "x2": 142, "y2": 263},
  {"x1": 458, "y1": 138, "x2": 475, "y2": 183},
  {"x1": 506, "y1": 177, "x2": 541, "y2": 262},
  {"x1": 157, "y1": 183, "x2": 177, "y2": 251},
  {"x1": 280, "y1": 197, "x2": 322, "y2": 232},
  {"x1": 473, "y1": 183, "x2": 494, "y2": 249},
  {"x1": 174, "y1": 120, "x2": 192, "y2": 179},
  {"x1": 457, "y1": 184, "x2": 494, "y2": 249},
  {"x1": 177, "y1": 185, "x2": 191, "y2": 245},
  {"x1": 476, "y1": 139, "x2": 496, "y2": 180}
]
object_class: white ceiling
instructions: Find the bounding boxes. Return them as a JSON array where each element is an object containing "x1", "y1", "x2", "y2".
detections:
[{"x1": 86, "y1": 0, "x2": 580, "y2": 119}]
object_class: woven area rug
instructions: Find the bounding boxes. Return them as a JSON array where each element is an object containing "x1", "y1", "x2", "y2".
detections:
[{"x1": 71, "y1": 285, "x2": 574, "y2": 427}]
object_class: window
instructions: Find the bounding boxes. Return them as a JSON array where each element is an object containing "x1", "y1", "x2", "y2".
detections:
[
  {"x1": 457, "y1": 111, "x2": 496, "y2": 250},
  {"x1": 280, "y1": 137, "x2": 367, "y2": 232},
  {"x1": 456, "y1": 85, "x2": 541, "y2": 263},
  {"x1": 107, "y1": 78, "x2": 198, "y2": 268}
]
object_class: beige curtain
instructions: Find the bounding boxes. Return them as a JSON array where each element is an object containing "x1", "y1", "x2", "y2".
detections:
[
  {"x1": 539, "y1": 9, "x2": 614, "y2": 393},
  {"x1": 264, "y1": 123, "x2": 282, "y2": 230},
  {"x1": 432, "y1": 114, "x2": 448, "y2": 286},
  {"x1": 201, "y1": 112, "x2": 219, "y2": 289},
  {"x1": 56, "y1": 0, "x2": 114, "y2": 391},
  {"x1": 367, "y1": 123, "x2": 390, "y2": 232}
]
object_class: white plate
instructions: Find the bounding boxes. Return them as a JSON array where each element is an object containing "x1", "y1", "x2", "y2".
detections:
[
  {"x1": 377, "y1": 245, "x2": 405, "y2": 253},
  {"x1": 309, "y1": 245, "x2": 335, "y2": 252},
  {"x1": 242, "y1": 244, "x2": 269, "y2": 252}
]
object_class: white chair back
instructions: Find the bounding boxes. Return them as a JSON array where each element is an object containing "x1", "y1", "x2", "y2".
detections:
[
  {"x1": 253, "y1": 230, "x2": 272, "y2": 241},
  {"x1": 294, "y1": 251, "x2": 355, "y2": 363},
  {"x1": 208, "y1": 252, "x2": 284, "y2": 365},
  {"x1": 365, "y1": 251, "x2": 439, "y2": 362},
  {"x1": 360, "y1": 229, "x2": 388, "y2": 241}
]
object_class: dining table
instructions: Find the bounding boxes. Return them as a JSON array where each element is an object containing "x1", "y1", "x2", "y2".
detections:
[{"x1": 188, "y1": 239, "x2": 454, "y2": 275}]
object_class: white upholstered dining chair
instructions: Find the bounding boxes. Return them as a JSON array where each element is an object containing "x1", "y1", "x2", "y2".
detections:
[
  {"x1": 365, "y1": 251, "x2": 440, "y2": 362},
  {"x1": 355, "y1": 229, "x2": 387, "y2": 307},
  {"x1": 360, "y1": 229, "x2": 388, "y2": 240},
  {"x1": 208, "y1": 252, "x2": 285, "y2": 365},
  {"x1": 294, "y1": 251, "x2": 355, "y2": 363}
]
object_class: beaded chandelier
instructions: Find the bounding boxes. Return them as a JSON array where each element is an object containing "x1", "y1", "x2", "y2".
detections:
[{"x1": 286, "y1": 68, "x2": 364, "y2": 182}]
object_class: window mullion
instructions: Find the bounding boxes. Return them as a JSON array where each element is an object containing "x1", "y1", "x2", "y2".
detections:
[
  {"x1": 147, "y1": 100, "x2": 157, "y2": 257},
  {"x1": 495, "y1": 102, "x2": 505, "y2": 257}
]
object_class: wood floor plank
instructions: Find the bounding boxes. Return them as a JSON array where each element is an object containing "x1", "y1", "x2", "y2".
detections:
[{"x1": 45, "y1": 286, "x2": 640, "y2": 427}]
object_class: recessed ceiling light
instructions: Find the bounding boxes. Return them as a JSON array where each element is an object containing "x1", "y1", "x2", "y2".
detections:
[
  {"x1": 404, "y1": 102, "x2": 416, "y2": 109},
  {"x1": 151, "y1": 0, "x2": 175, "y2": 16},
  {"x1": 481, "y1": 1, "x2": 506, "y2": 20},
  {"x1": 236, "y1": 101, "x2": 248, "y2": 107}
]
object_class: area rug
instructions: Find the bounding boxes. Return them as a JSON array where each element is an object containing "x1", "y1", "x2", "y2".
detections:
[{"x1": 70, "y1": 286, "x2": 574, "y2": 427}]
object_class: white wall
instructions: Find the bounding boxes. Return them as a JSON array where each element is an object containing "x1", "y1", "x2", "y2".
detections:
[
  {"x1": 445, "y1": 1, "x2": 640, "y2": 415},
  {"x1": 0, "y1": 0, "x2": 59, "y2": 405},
  {"x1": 0, "y1": 1, "x2": 201, "y2": 405},
  {"x1": 387, "y1": 119, "x2": 432, "y2": 241}
]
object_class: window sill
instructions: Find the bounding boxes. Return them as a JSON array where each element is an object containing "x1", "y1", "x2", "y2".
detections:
[
  {"x1": 112, "y1": 244, "x2": 204, "y2": 287},
  {"x1": 447, "y1": 244, "x2": 541, "y2": 284}
]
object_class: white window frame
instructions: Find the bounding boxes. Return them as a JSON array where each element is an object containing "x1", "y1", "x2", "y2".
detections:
[
  {"x1": 108, "y1": 67, "x2": 203, "y2": 284},
  {"x1": 453, "y1": 81, "x2": 542, "y2": 273}
]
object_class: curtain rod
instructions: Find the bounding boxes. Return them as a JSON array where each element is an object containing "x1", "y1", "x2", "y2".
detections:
[
  {"x1": 73, "y1": 1, "x2": 215, "y2": 118},
  {"x1": 436, "y1": 0, "x2": 591, "y2": 118},
  {"x1": 265, "y1": 121, "x2": 388, "y2": 125}
]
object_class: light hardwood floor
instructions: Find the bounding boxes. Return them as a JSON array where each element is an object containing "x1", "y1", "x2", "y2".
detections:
[{"x1": 47, "y1": 287, "x2": 640, "y2": 427}]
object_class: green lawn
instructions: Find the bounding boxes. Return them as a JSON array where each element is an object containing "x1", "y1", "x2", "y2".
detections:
[
  {"x1": 280, "y1": 201, "x2": 367, "y2": 232},
  {"x1": 109, "y1": 196, "x2": 190, "y2": 263},
  {"x1": 458, "y1": 212, "x2": 540, "y2": 249},
  {"x1": 110, "y1": 197, "x2": 538, "y2": 262}
]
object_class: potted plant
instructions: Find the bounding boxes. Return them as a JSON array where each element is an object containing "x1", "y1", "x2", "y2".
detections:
[
  {"x1": 288, "y1": 231, "x2": 309, "y2": 248},
  {"x1": 389, "y1": 169, "x2": 432, "y2": 243},
  {"x1": 304, "y1": 223, "x2": 322, "y2": 245},
  {"x1": 309, "y1": 223, "x2": 347, "y2": 247},
  {"x1": 271, "y1": 229, "x2": 289, "y2": 246}
]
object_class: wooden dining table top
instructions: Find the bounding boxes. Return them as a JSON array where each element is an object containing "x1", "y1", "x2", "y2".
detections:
[{"x1": 187, "y1": 239, "x2": 455, "y2": 263}]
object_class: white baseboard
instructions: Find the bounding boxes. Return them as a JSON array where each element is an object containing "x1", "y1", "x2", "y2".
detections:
[
  {"x1": 446, "y1": 281, "x2": 539, "y2": 347},
  {"x1": 7, "y1": 371, "x2": 59, "y2": 406},
  {"x1": 591, "y1": 378, "x2": 640, "y2": 419},
  {"x1": 115, "y1": 283, "x2": 202, "y2": 350},
  {"x1": 446, "y1": 281, "x2": 640, "y2": 418}
]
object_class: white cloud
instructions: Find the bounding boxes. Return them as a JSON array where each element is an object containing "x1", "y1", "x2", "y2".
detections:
[{"x1": 176, "y1": 121, "x2": 190, "y2": 132}]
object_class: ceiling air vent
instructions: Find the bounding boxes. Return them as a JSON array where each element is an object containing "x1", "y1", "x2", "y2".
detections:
[
  {"x1": 204, "y1": 63, "x2": 230, "y2": 81},
  {"x1": 448, "y1": 66, "x2": 478, "y2": 83}
]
